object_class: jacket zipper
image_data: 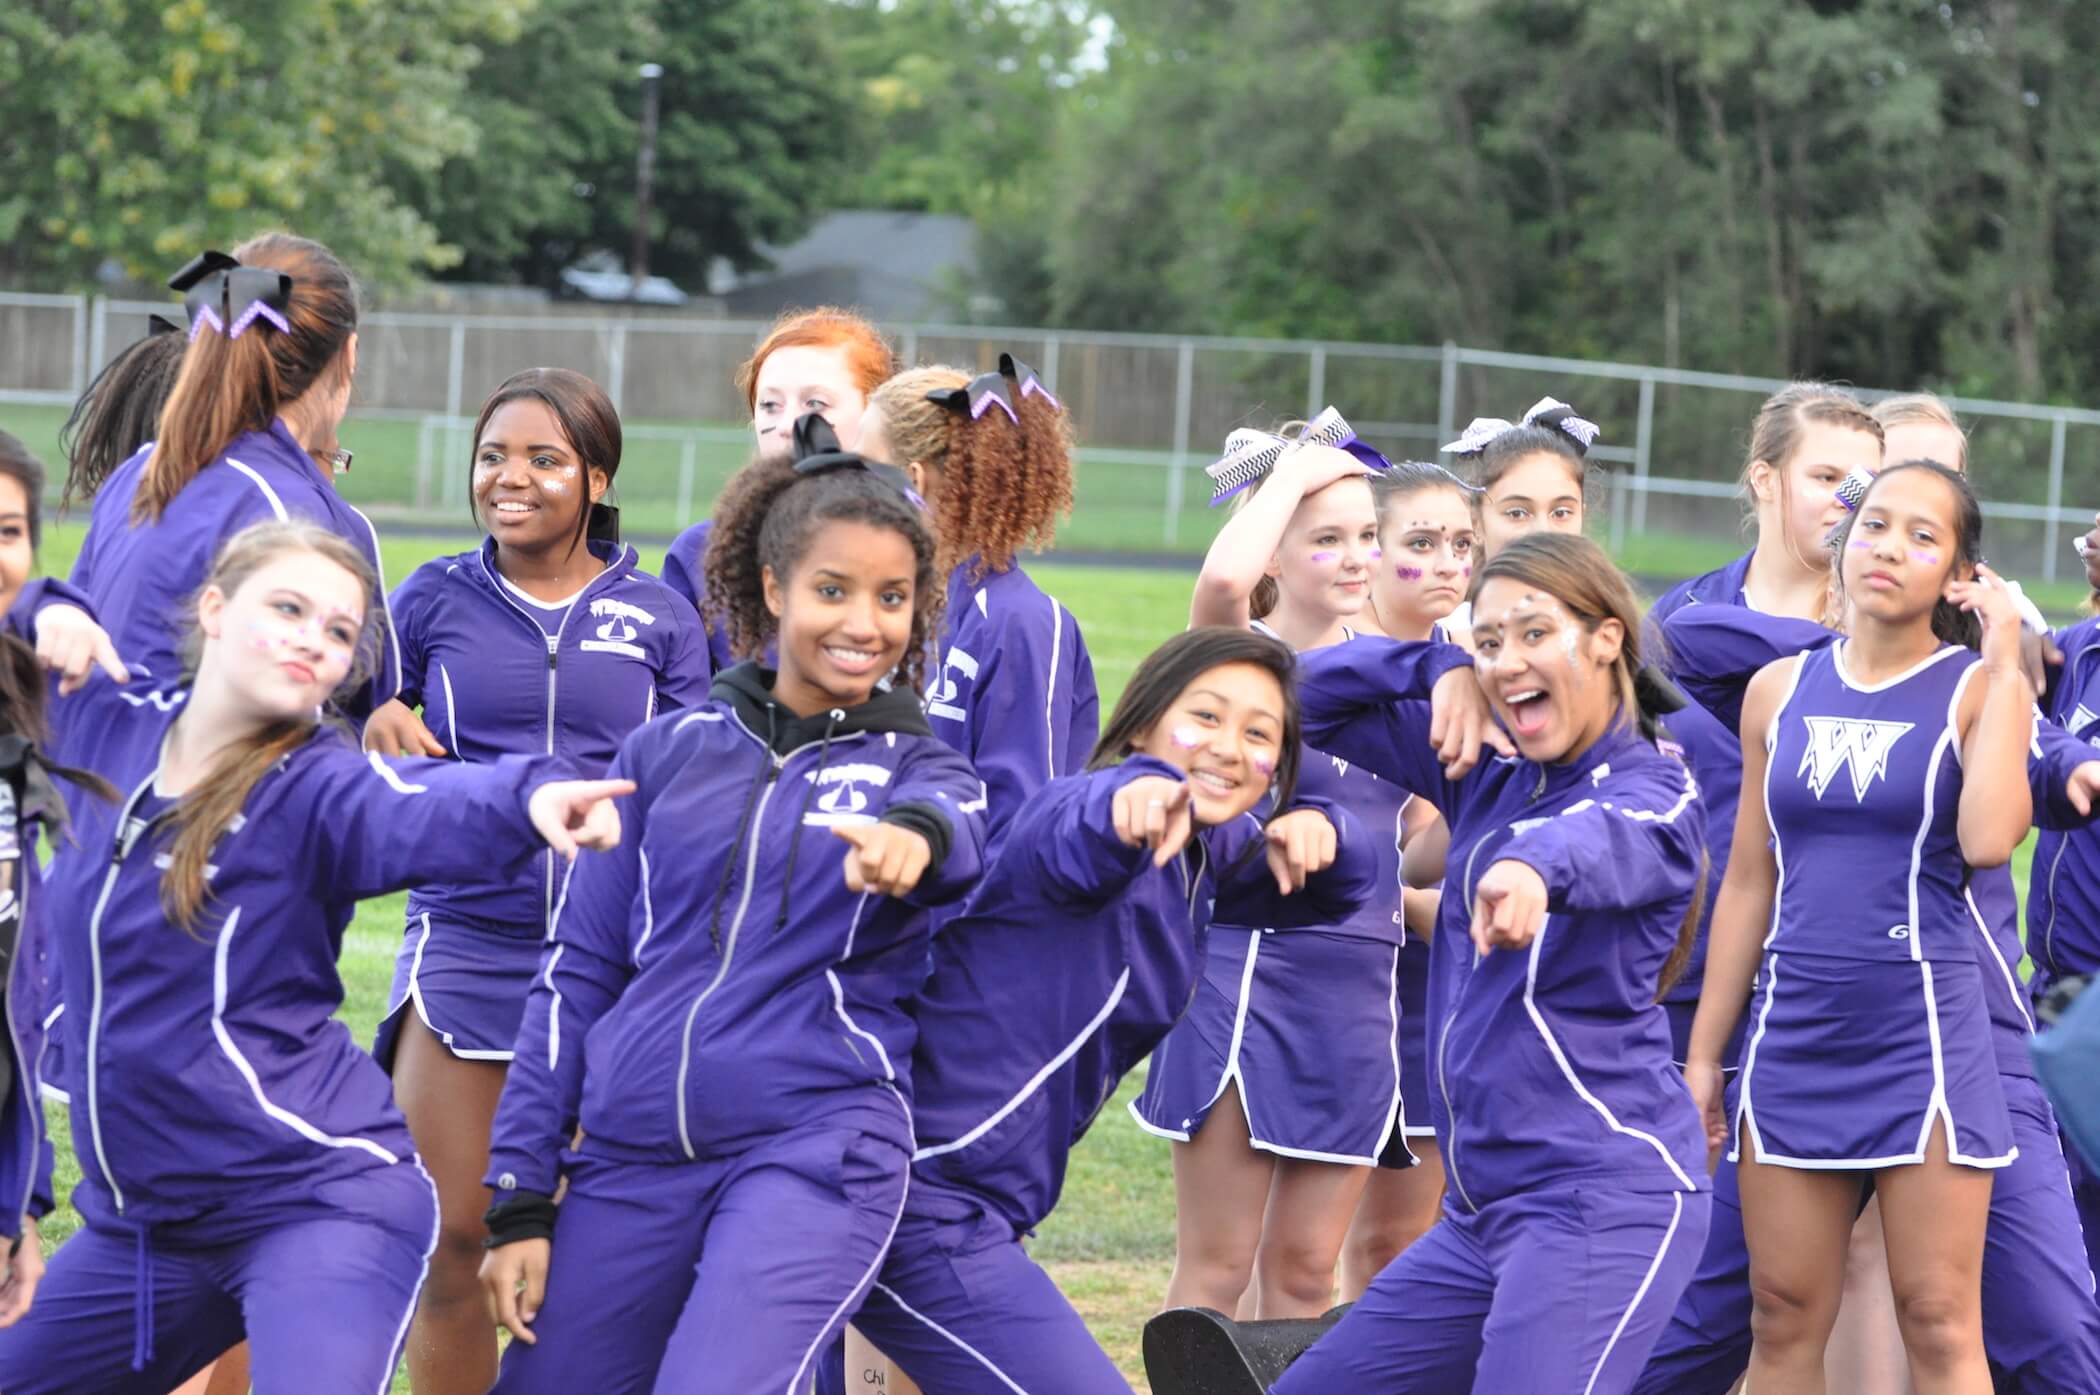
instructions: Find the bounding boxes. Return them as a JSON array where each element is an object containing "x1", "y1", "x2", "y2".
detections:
[
  {"x1": 1438, "y1": 765, "x2": 1553, "y2": 1215},
  {"x1": 479, "y1": 555, "x2": 591, "y2": 930},
  {"x1": 671, "y1": 718, "x2": 862, "y2": 1158},
  {"x1": 5, "y1": 861, "x2": 37, "y2": 1224},
  {"x1": 85, "y1": 774, "x2": 157, "y2": 1217}
]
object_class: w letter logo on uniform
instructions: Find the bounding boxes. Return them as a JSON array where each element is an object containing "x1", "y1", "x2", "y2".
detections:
[{"x1": 1797, "y1": 717, "x2": 1914, "y2": 801}]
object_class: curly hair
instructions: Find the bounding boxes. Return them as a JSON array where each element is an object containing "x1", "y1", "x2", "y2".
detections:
[
  {"x1": 702, "y1": 456, "x2": 944, "y2": 694},
  {"x1": 869, "y1": 363, "x2": 1076, "y2": 581}
]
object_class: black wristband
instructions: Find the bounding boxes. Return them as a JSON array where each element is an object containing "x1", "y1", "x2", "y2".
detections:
[
  {"x1": 880, "y1": 801, "x2": 952, "y2": 872},
  {"x1": 483, "y1": 1190, "x2": 558, "y2": 1248}
]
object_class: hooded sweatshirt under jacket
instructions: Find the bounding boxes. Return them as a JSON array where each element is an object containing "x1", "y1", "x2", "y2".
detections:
[
  {"x1": 43, "y1": 675, "x2": 571, "y2": 1232},
  {"x1": 485, "y1": 664, "x2": 987, "y2": 1199},
  {"x1": 908, "y1": 755, "x2": 1379, "y2": 1234},
  {"x1": 1297, "y1": 637, "x2": 1709, "y2": 1211}
]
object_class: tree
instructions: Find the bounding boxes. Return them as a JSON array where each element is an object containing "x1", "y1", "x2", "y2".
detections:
[{"x1": 0, "y1": 0, "x2": 526, "y2": 288}]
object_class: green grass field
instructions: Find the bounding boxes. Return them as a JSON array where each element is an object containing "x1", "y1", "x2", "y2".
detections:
[{"x1": 12, "y1": 509, "x2": 2053, "y2": 1394}]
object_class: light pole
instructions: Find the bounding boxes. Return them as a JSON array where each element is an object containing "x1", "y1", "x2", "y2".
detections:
[{"x1": 630, "y1": 61, "x2": 664, "y2": 299}]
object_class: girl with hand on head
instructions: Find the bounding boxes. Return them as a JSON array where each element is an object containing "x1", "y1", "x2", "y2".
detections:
[
  {"x1": 0, "y1": 521, "x2": 627, "y2": 1395},
  {"x1": 1159, "y1": 532, "x2": 1710, "y2": 1395},
  {"x1": 833, "y1": 628, "x2": 1379, "y2": 1394},
  {"x1": 1682, "y1": 462, "x2": 2037, "y2": 1395},
  {"x1": 68, "y1": 234, "x2": 399, "y2": 717},
  {"x1": 855, "y1": 355, "x2": 1099, "y2": 849},
  {"x1": 1338, "y1": 462, "x2": 1479, "y2": 1295},
  {"x1": 358, "y1": 369, "x2": 708, "y2": 1395},
  {"x1": 661, "y1": 306, "x2": 898, "y2": 671},
  {"x1": 1132, "y1": 410, "x2": 1417, "y2": 1325},
  {"x1": 477, "y1": 424, "x2": 986, "y2": 1395}
]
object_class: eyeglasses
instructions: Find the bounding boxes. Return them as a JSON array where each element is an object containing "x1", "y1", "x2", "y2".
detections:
[{"x1": 325, "y1": 447, "x2": 353, "y2": 475}]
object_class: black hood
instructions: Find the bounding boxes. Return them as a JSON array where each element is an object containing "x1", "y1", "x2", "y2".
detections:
[{"x1": 711, "y1": 661, "x2": 932, "y2": 755}]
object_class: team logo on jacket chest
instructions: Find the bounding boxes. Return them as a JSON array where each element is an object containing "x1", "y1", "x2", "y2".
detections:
[
  {"x1": 579, "y1": 598, "x2": 656, "y2": 659},
  {"x1": 926, "y1": 646, "x2": 977, "y2": 723},
  {"x1": 803, "y1": 763, "x2": 892, "y2": 826},
  {"x1": 1796, "y1": 716, "x2": 1914, "y2": 801}
]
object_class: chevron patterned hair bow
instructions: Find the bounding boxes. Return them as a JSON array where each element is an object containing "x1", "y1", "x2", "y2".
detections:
[
  {"x1": 1442, "y1": 397, "x2": 1602, "y2": 457},
  {"x1": 927, "y1": 352, "x2": 1064, "y2": 425},
  {"x1": 168, "y1": 250, "x2": 293, "y2": 342},
  {"x1": 1204, "y1": 406, "x2": 1392, "y2": 506}
]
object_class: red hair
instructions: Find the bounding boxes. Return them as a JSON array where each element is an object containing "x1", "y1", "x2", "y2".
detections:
[{"x1": 734, "y1": 307, "x2": 897, "y2": 412}]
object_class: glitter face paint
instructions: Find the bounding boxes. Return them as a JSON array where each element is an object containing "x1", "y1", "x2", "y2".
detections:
[
  {"x1": 1251, "y1": 752, "x2": 1276, "y2": 777},
  {"x1": 1395, "y1": 564, "x2": 1424, "y2": 581},
  {"x1": 1309, "y1": 551, "x2": 1339, "y2": 564},
  {"x1": 1911, "y1": 551, "x2": 1940, "y2": 566},
  {"x1": 1169, "y1": 724, "x2": 1204, "y2": 750}
]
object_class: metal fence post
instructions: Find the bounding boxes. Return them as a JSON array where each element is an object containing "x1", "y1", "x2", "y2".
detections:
[
  {"x1": 676, "y1": 437, "x2": 698, "y2": 525},
  {"x1": 1041, "y1": 334, "x2": 1061, "y2": 393},
  {"x1": 900, "y1": 327, "x2": 919, "y2": 366},
  {"x1": 1307, "y1": 344, "x2": 1327, "y2": 418},
  {"x1": 1167, "y1": 340, "x2": 1195, "y2": 546},
  {"x1": 87, "y1": 295, "x2": 108, "y2": 382},
  {"x1": 414, "y1": 418, "x2": 435, "y2": 513},
  {"x1": 607, "y1": 323, "x2": 628, "y2": 417},
  {"x1": 70, "y1": 294, "x2": 89, "y2": 399},
  {"x1": 2045, "y1": 414, "x2": 2069, "y2": 584},
  {"x1": 1632, "y1": 374, "x2": 1656, "y2": 537},
  {"x1": 1436, "y1": 342, "x2": 1459, "y2": 455},
  {"x1": 444, "y1": 322, "x2": 467, "y2": 423}
]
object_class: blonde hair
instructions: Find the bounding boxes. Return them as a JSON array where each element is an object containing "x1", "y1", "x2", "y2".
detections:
[
  {"x1": 164, "y1": 521, "x2": 379, "y2": 931},
  {"x1": 1871, "y1": 392, "x2": 1968, "y2": 471}
]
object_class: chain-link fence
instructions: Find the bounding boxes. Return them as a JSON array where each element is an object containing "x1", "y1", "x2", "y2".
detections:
[{"x1": 7, "y1": 292, "x2": 2099, "y2": 580}]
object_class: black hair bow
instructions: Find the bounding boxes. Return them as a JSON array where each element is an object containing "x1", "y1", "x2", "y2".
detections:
[
  {"x1": 790, "y1": 412, "x2": 925, "y2": 510},
  {"x1": 925, "y1": 351, "x2": 1062, "y2": 425},
  {"x1": 168, "y1": 250, "x2": 293, "y2": 341}
]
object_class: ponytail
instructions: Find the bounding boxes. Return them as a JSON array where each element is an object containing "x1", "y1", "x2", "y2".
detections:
[
  {"x1": 139, "y1": 233, "x2": 359, "y2": 524},
  {"x1": 60, "y1": 325, "x2": 185, "y2": 510}
]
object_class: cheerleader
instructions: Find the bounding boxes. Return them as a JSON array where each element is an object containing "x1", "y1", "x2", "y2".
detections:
[
  {"x1": 67, "y1": 236, "x2": 397, "y2": 714},
  {"x1": 1656, "y1": 598, "x2": 2100, "y2": 1395},
  {"x1": 1393, "y1": 398, "x2": 1600, "y2": 891},
  {"x1": 856, "y1": 356, "x2": 1098, "y2": 843},
  {"x1": 355, "y1": 369, "x2": 708, "y2": 1395},
  {"x1": 816, "y1": 627, "x2": 1371, "y2": 1392},
  {"x1": 661, "y1": 306, "x2": 898, "y2": 670},
  {"x1": 477, "y1": 434, "x2": 986, "y2": 1395},
  {"x1": 0, "y1": 431, "x2": 130, "y2": 1329},
  {"x1": 1130, "y1": 410, "x2": 1412, "y2": 1322},
  {"x1": 2025, "y1": 507, "x2": 2100, "y2": 1280},
  {"x1": 1684, "y1": 462, "x2": 2034, "y2": 1392},
  {"x1": 1158, "y1": 531, "x2": 1711, "y2": 1394},
  {"x1": 1340, "y1": 462, "x2": 1477, "y2": 1294},
  {"x1": 0, "y1": 521, "x2": 626, "y2": 1395}
]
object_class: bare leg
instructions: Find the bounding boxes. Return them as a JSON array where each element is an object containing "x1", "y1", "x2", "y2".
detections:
[
  {"x1": 392, "y1": 1013, "x2": 509, "y2": 1395},
  {"x1": 164, "y1": 1345, "x2": 251, "y2": 1395},
  {"x1": 1161, "y1": 1083, "x2": 1277, "y2": 1315},
  {"x1": 1875, "y1": 1122, "x2": 1994, "y2": 1395},
  {"x1": 1245, "y1": 1155, "x2": 1370, "y2": 1318},
  {"x1": 1338, "y1": 1138, "x2": 1445, "y2": 1300},
  {"x1": 1823, "y1": 1197, "x2": 1915, "y2": 1395},
  {"x1": 1738, "y1": 1135, "x2": 1862, "y2": 1394}
]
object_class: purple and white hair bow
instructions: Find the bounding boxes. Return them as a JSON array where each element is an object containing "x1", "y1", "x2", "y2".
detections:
[
  {"x1": 999, "y1": 353, "x2": 1061, "y2": 411},
  {"x1": 168, "y1": 250, "x2": 294, "y2": 342},
  {"x1": 1833, "y1": 465, "x2": 1875, "y2": 513},
  {"x1": 1442, "y1": 397, "x2": 1602, "y2": 456},
  {"x1": 1203, "y1": 406, "x2": 1392, "y2": 506}
]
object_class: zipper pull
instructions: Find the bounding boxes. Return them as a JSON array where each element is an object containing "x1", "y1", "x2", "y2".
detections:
[{"x1": 1532, "y1": 766, "x2": 1547, "y2": 800}]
